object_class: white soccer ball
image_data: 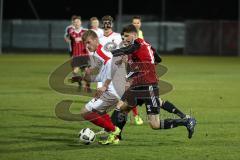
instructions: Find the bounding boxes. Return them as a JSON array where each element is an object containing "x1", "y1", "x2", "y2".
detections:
[{"x1": 78, "y1": 128, "x2": 96, "y2": 144}]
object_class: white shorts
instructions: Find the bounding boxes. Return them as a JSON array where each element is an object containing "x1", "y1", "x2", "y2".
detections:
[{"x1": 85, "y1": 91, "x2": 119, "y2": 113}]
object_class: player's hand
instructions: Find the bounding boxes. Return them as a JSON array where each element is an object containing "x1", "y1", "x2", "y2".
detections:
[
  {"x1": 115, "y1": 55, "x2": 128, "y2": 65},
  {"x1": 94, "y1": 86, "x2": 107, "y2": 99},
  {"x1": 115, "y1": 59, "x2": 122, "y2": 65}
]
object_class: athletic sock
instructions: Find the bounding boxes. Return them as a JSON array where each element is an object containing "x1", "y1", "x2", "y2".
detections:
[
  {"x1": 111, "y1": 108, "x2": 128, "y2": 139},
  {"x1": 84, "y1": 112, "x2": 115, "y2": 132},
  {"x1": 162, "y1": 101, "x2": 186, "y2": 119},
  {"x1": 160, "y1": 118, "x2": 188, "y2": 129},
  {"x1": 111, "y1": 109, "x2": 128, "y2": 130},
  {"x1": 132, "y1": 106, "x2": 138, "y2": 117}
]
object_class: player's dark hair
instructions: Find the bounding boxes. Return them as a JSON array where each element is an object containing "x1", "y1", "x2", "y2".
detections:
[
  {"x1": 101, "y1": 15, "x2": 114, "y2": 29},
  {"x1": 82, "y1": 30, "x2": 98, "y2": 42},
  {"x1": 122, "y1": 24, "x2": 138, "y2": 34},
  {"x1": 72, "y1": 15, "x2": 81, "y2": 21},
  {"x1": 71, "y1": 15, "x2": 77, "y2": 20},
  {"x1": 132, "y1": 16, "x2": 141, "y2": 21},
  {"x1": 102, "y1": 15, "x2": 114, "y2": 22}
]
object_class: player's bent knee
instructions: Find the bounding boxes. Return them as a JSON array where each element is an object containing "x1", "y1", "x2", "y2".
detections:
[
  {"x1": 118, "y1": 101, "x2": 131, "y2": 112},
  {"x1": 148, "y1": 115, "x2": 160, "y2": 129},
  {"x1": 149, "y1": 121, "x2": 160, "y2": 130},
  {"x1": 159, "y1": 98, "x2": 163, "y2": 106}
]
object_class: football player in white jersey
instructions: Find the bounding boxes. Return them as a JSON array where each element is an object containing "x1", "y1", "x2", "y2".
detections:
[
  {"x1": 80, "y1": 30, "x2": 122, "y2": 145},
  {"x1": 90, "y1": 17, "x2": 104, "y2": 39},
  {"x1": 99, "y1": 15, "x2": 122, "y2": 51},
  {"x1": 97, "y1": 15, "x2": 122, "y2": 93}
]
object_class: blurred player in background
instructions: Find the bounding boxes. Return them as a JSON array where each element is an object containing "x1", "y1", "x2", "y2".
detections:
[
  {"x1": 132, "y1": 16, "x2": 144, "y2": 39},
  {"x1": 67, "y1": 15, "x2": 91, "y2": 92},
  {"x1": 89, "y1": 17, "x2": 104, "y2": 38},
  {"x1": 64, "y1": 15, "x2": 76, "y2": 56},
  {"x1": 99, "y1": 15, "x2": 122, "y2": 51}
]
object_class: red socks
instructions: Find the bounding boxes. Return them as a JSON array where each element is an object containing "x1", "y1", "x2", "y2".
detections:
[
  {"x1": 132, "y1": 106, "x2": 138, "y2": 117},
  {"x1": 83, "y1": 112, "x2": 115, "y2": 132}
]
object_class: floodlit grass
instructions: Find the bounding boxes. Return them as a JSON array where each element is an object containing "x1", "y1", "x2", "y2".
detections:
[{"x1": 0, "y1": 54, "x2": 239, "y2": 160}]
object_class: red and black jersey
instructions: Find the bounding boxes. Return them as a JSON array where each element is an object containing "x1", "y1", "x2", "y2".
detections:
[
  {"x1": 68, "y1": 27, "x2": 88, "y2": 57},
  {"x1": 112, "y1": 38, "x2": 158, "y2": 86}
]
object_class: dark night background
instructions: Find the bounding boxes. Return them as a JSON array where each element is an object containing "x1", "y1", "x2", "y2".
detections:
[{"x1": 3, "y1": 0, "x2": 239, "y2": 21}]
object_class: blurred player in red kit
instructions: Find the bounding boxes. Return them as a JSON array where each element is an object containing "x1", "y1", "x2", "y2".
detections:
[{"x1": 67, "y1": 15, "x2": 91, "y2": 92}]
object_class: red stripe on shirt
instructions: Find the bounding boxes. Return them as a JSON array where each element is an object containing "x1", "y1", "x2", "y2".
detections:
[{"x1": 96, "y1": 45, "x2": 110, "y2": 64}]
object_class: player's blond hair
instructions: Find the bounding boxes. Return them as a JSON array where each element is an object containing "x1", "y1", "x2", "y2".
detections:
[
  {"x1": 90, "y1": 17, "x2": 98, "y2": 22},
  {"x1": 82, "y1": 30, "x2": 98, "y2": 42}
]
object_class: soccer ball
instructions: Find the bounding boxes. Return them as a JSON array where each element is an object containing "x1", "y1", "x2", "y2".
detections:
[{"x1": 78, "y1": 128, "x2": 96, "y2": 144}]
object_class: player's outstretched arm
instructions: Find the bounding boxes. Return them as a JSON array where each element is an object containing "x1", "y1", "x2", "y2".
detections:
[{"x1": 112, "y1": 40, "x2": 140, "y2": 57}]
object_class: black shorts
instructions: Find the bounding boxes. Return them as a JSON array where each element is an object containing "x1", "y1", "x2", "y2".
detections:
[
  {"x1": 71, "y1": 55, "x2": 90, "y2": 69},
  {"x1": 122, "y1": 83, "x2": 160, "y2": 115}
]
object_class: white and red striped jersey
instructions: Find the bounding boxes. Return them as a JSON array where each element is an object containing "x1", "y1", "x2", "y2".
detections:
[
  {"x1": 92, "y1": 44, "x2": 120, "y2": 98},
  {"x1": 93, "y1": 44, "x2": 112, "y2": 65},
  {"x1": 95, "y1": 32, "x2": 123, "y2": 94}
]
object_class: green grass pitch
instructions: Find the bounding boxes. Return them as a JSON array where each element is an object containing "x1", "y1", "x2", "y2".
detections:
[{"x1": 0, "y1": 54, "x2": 239, "y2": 160}]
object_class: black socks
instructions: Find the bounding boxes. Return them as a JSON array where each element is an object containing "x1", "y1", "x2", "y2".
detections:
[
  {"x1": 161, "y1": 101, "x2": 186, "y2": 119},
  {"x1": 160, "y1": 118, "x2": 188, "y2": 129},
  {"x1": 111, "y1": 109, "x2": 128, "y2": 138}
]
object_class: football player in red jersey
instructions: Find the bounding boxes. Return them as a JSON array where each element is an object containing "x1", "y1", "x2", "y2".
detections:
[
  {"x1": 67, "y1": 16, "x2": 91, "y2": 92},
  {"x1": 110, "y1": 24, "x2": 197, "y2": 143},
  {"x1": 64, "y1": 15, "x2": 76, "y2": 57}
]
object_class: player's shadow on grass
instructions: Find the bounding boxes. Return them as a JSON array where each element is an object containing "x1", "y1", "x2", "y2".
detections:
[
  {"x1": 0, "y1": 144, "x2": 85, "y2": 154},
  {"x1": 18, "y1": 113, "x2": 57, "y2": 120},
  {"x1": 0, "y1": 124, "x2": 78, "y2": 131},
  {"x1": 25, "y1": 131, "x2": 74, "y2": 137},
  {"x1": 0, "y1": 107, "x2": 27, "y2": 112},
  {"x1": 29, "y1": 124, "x2": 79, "y2": 131},
  {"x1": 25, "y1": 131, "x2": 119, "y2": 149},
  {"x1": 0, "y1": 133, "x2": 101, "y2": 154},
  {"x1": 20, "y1": 134, "x2": 74, "y2": 144}
]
